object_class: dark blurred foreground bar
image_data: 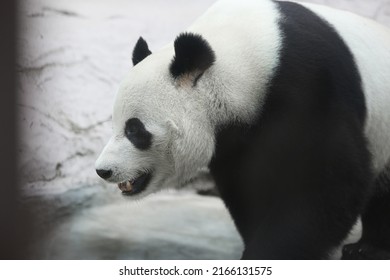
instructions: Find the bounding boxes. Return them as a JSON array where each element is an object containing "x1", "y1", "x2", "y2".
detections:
[{"x1": 0, "y1": 0, "x2": 31, "y2": 259}]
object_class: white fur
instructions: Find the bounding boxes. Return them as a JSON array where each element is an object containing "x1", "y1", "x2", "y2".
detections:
[
  {"x1": 300, "y1": 2, "x2": 390, "y2": 173},
  {"x1": 187, "y1": 0, "x2": 282, "y2": 124}
]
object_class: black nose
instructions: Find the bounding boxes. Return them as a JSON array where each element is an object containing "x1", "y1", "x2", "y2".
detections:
[{"x1": 96, "y1": 169, "x2": 112, "y2": 179}]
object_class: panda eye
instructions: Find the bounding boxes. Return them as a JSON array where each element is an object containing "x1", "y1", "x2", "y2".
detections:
[
  {"x1": 126, "y1": 121, "x2": 140, "y2": 135},
  {"x1": 124, "y1": 118, "x2": 152, "y2": 150}
]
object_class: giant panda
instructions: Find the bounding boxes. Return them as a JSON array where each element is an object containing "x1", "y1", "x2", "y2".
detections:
[{"x1": 95, "y1": 0, "x2": 390, "y2": 259}]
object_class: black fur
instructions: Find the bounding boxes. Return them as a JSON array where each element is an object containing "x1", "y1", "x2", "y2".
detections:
[
  {"x1": 170, "y1": 32, "x2": 215, "y2": 78},
  {"x1": 209, "y1": 1, "x2": 375, "y2": 259},
  {"x1": 132, "y1": 37, "x2": 152, "y2": 66},
  {"x1": 125, "y1": 118, "x2": 152, "y2": 150}
]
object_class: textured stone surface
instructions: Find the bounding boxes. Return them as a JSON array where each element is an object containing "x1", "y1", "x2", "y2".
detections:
[
  {"x1": 18, "y1": 0, "x2": 389, "y2": 259},
  {"x1": 33, "y1": 192, "x2": 242, "y2": 260}
]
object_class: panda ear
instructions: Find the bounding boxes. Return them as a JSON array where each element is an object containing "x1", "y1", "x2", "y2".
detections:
[
  {"x1": 132, "y1": 37, "x2": 152, "y2": 66},
  {"x1": 170, "y1": 32, "x2": 215, "y2": 83}
]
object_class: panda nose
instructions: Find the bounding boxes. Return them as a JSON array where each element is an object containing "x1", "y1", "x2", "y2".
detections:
[{"x1": 96, "y1": 169, "x2": 112, "y2": 179}]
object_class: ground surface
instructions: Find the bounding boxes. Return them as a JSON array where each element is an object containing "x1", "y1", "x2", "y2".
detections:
[{"x1": 18, "y1": 0, "x2": 390, "y2": 259}]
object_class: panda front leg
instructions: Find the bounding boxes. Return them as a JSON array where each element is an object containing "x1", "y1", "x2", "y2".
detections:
[
  {"x1": 211, "y1": 115, "x2": 373, "y2": 259},
  {"x1": 239, "y1": 179, "x2": 368, "y2": 260},
  {"x1": 342, "y1": 172, "x2": 390, "y2": 260},
  {"x1": 239, "y1": 186, "x2": 365, "y2": 260}
]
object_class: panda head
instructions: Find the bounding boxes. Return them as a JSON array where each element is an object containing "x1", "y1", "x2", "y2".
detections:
[{"x1": 95, "y1": 33, "x2": 216, "y2": 199}]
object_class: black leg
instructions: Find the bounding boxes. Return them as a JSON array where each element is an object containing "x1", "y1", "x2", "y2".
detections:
[{"x1": 240, "y1": 191, "x2": 363, "y2": 260}]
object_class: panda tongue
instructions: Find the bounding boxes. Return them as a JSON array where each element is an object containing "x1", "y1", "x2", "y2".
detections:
[{"x1": 118, "y1": 181, "x2": 133, "y2": 192}]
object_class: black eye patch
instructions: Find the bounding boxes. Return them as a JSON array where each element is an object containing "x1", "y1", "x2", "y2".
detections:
[{"x1": 125, "y1": 118, "x2": 152, "y2": 150}]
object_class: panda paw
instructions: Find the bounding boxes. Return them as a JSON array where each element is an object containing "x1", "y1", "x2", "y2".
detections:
[{"x1": 342, "y1": 242, "x2": 390, "y2": 260}]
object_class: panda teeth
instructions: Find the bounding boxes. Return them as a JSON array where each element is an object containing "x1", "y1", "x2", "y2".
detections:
[{"x1": 118, "y1": 180, "x2": 133, "y2": 192}]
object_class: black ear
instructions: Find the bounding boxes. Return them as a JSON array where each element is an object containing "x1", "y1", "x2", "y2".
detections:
[
  {"x1": 132, "y1": 37, "x2": 152, "y2": 66},
  {"x1": 170, "y1": 33, "x2": 215, "y2": 79}
]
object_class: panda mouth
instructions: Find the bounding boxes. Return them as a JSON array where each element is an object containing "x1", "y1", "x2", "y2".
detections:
[{"x1": 118, "y1": 172, "x2": 152, "y2": 196}]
